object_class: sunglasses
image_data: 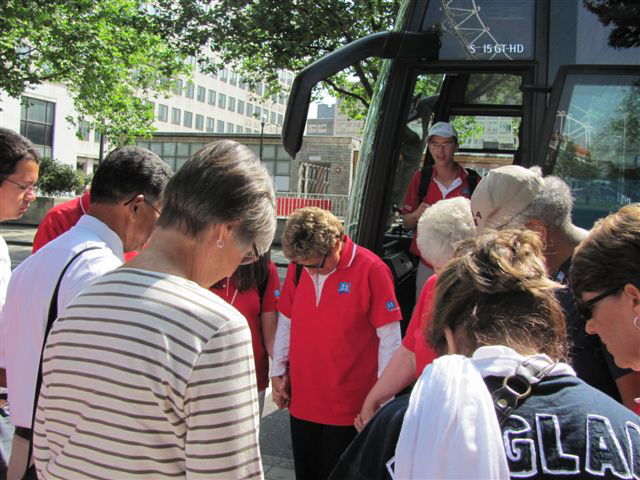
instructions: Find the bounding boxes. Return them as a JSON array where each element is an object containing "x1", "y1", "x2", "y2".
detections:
[
  {"x1": 296, "y1": 252, "x2": 328, "y2": 270},
  {"x1": 239, "y1": 243, "x2": 260, "y2": 266},
  {"x1": 577, "y1": 286, "x2": 621, "y2": 321}
]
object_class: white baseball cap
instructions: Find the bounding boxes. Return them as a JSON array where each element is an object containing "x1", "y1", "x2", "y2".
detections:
[
  {"x1": 470, "y1": 165, "x2": 544, "y2": 233},
  {"x1": 427, "y1": 122, "x2": 458, "y2": 141}
]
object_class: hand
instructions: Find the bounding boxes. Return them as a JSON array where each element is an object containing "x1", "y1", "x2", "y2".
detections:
[
  {"x1": 271, "y1": 373, "x2": 290, "y2": 409},
  {"x1": 354, "y1": 398, "x2": 380, "y2": 432}
]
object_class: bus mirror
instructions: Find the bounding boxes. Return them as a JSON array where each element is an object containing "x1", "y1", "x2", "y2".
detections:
[{"x1": 282, "y1": 31, "x2": 441, "y2": 158}]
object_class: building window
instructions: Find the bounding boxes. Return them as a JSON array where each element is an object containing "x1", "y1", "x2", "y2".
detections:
[
  {"x1": 261, "y1": 144, "x2": 291, "y2": 192},
  {"x1": 185, "y1": 81, "x2": 195, "y2": 99},
  {"x1": 208, "y1": 89, "x2": 216, "y2": 105},
  {"x1": 228, "y1": 96, "x2": 236, "y2": 112},
  {"x1": 270, "y1": 111, "x2": 277, "y2": 124},
  {"x1": 256, "y1": 82, "x2": 263, "y2": 95},
  {"x1": 171, "y1": 107, "x2": 181, "y2": 125},
  {"x1": 277, "y1": 113, "x2": 283, "y2": 126},
  {"x1": 246, "y1": 103, "x2": 254, "y2": 117},
  {"x1": 218, "y1": 93, "x2": 226, "y2": 109},
  {"x1": 217, "y1": 120, "x2": 225, "y2": 133},
  {"x1": 255, "y1": 106, "x2": 261, "y2": 119},
  {"x1": 230, "y1": 71, "x2": 238, "y2": 86},
  {"x1": 78, "y1": 121, "x2": 90, "y2": 141},
  {"x1": 183, "y1": 111, "x2": 193, "y2": 128},
  {"x1": 278, "y1": 93, "x2": 285, "y2": 105},
  {"x1": 157, "y1": 104, "x2": 169, "y2": 122},
  {"x1": 235, "y1": 125, "x2": 243, "y2": 133},
  {"x1": 20, "y1": 96, "x2": 55, "y2": 158},
  {"x1": 195, "y1": 114, "x2": 204, "y2": 131},
  {"x1": 220, "y1": 68, "x2": 228, "y2": 82},
  {"x1": 239, "y1": 78, "x2": 246, "y2": 89},
  {"x1": 206, "y1": 117, "x2": 215, "y2": 132},
  {"x1": 94, "y1": 129, "x2": 101, "y2": 143},
  {"x1": 173, "y1": 79, "x2": 183, "y2": 95},
  {"x1": 226, "y1": 122, "x2": 234, "y2": 133},
  {"x1": 197, "y1": 86, "x2": 206, "y2": 102},
  {"x1": 237, "y1": 100, "x2": 245, "y2": 115}
]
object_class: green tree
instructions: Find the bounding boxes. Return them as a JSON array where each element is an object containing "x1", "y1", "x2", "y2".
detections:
[
  {"x1": 0, "y1": 0, "x2": 195, "y2": 145},
  {"x1": 37, "y1": 157, "x2": 86, "y2": 196},
  {"x1": 160, "y1": 0, "x2": 402, "y2": 117}
]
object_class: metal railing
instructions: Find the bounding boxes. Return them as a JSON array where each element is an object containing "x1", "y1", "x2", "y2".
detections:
[{"x1": 276, "y1": 193, "x2": 350, "y2": 219}]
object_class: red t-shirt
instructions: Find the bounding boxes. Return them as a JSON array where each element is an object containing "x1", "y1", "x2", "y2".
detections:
[
  {"x1": 210, "y1": 261, "x2": 281, "y2": 392},
  {"x1": 32, "y1": 192, "x2": 91, "y2": 253},
  {"x1": 32, "y1": 192, "x2": 140, "y2": 262},
  {"x1": 279, "y1": 235, "x2": 402, "y2": 426},
  {"x1": 402, "y1": 165, "x2": 471, "y2": 263},
  {"x1": 402, "y1": 274, "x2": 438, "y2": 377}
]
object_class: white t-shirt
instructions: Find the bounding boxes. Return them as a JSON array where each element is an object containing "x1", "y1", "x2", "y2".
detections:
[{"x1": 0, "y1": 215, "x2": 123, "y2": 427}]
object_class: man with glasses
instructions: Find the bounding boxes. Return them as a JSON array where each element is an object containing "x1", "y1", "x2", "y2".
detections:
[
  {"x1": 470, "y1": 165, "x2": 640, "y2": 411},
  {"x1": 1, "y1": 146, "x2": 171, "y2": 479},
  {"x1": 402, "y1": 122, "x2": 476, "y2": 299},
  {"x1": 0, "y1": 128, "x2": 40, "y2": 476}
]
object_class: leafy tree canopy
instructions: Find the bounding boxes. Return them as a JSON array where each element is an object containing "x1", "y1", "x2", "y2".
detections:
[
  {"x1": 0, "y1": 0, "x2": 196, "y2": 145},
  {"x1": 162, "y1": 0, "x2": 402, "y2": 118}
]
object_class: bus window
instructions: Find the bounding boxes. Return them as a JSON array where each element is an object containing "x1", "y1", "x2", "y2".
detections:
[
  {"x1": 420, "y1": 0, "x2": 535, "y2": 61},
  {"x1": 543, "y1": 70, "x2": 640, "y2": 228}
]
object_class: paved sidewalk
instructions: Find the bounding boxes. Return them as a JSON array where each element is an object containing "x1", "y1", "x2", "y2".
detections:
[{"x1": 1, "y1": 222, "x2": 295, "y2": 480}]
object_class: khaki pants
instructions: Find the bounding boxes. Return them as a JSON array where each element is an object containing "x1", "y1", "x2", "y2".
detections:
[{"x1": 7, "y1": 433, "x2": 31, "y2": 480}]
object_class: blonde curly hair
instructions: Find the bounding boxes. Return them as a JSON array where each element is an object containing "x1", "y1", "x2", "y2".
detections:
[{"x1": 282, "y1": 207, "x2": 344, "y2": 262}]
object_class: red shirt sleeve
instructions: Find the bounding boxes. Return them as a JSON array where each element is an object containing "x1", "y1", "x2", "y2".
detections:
[
  {"x1": 402, "y1": 170, "x2": 422, "y2": 214},
  {"x1": 261, "y1": 261, "x2": 281, "y2": 313},
  {"x1": 367, "y1": 262, "x2": 403, "y2": 328}
]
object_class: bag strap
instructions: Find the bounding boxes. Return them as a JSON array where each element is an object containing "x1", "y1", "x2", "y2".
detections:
[
  {"x1": 417, "y1": 164, "x2": 433, "y2": 202},
  {"x1": 490, "y1": 358, "x2": 558, "y2": 426},
  {"x1": 25, "y1": 246, "x2": 102, "y2": 470}
]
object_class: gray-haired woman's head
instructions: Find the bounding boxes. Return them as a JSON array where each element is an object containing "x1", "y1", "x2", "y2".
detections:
[
  {"x1": 416, "y1": 197, "x2": 475, "y2": 270},
  {"x1": 157, "y1": 140, "x2": 276, "y2": 253}
]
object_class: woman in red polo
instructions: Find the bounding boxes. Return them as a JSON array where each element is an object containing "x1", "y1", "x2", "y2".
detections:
[
  {"x1": 271, "y1": 207, "x2": 402, "y2": 480},
  {"x1": 211, "y1": 253, "x2": 280, "y2": 414}
]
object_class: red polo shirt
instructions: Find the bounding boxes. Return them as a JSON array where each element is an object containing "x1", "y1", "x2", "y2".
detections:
[
  {"x1": 279, "y1": 235, "x2": 402, "y2": 426},
  {"x1": 33, "y1": 192, "x2": 91, "y2": 253},
  {"x1": 402, "y1": 273, "x2": 438, "y2": 377},
  {"x1": 402, "y1": 164, "x2": 471, "y2": 263},
  {"x1": 210, "y1": 261, "x2": 280, "y2": 391}
]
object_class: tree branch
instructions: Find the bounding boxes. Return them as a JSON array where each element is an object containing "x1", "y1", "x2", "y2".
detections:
[{"x1": 323, "y1": 78, "x2": 370, "y2": 109}]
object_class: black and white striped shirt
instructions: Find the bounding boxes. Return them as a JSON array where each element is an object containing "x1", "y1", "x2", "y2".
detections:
[{"x1": 33, "y1": 268, "x2": 263, "y2": 479}]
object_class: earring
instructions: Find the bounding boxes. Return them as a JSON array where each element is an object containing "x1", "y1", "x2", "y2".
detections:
[
  {"x1": 634, "y1": 316, "x2": 640, "y2": 331},
  {"x1": 217, "y1": 239, "x2": 224, "y2": 248}
]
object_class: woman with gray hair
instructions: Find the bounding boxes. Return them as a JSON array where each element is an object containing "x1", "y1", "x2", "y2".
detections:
[
  {"x1": 32, "y1": 140, "x2": 276, "y2": 479},
  {"x1": 355, "y1": 196, "x2": 475, "y2": 430}
]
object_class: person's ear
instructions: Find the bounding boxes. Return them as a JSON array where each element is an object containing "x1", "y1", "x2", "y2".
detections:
[
  {"x1": 444, "y1": 326, "x2": 458, "y2": 354},
  {"x1": 624, "y1": 283, "x2": 640, "y2": 315},
  {"x1": 124, "y1": 194, "x2": 145, "y2": 220}
]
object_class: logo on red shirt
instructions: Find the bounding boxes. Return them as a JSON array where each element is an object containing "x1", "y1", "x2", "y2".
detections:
[
  {"x1": 338, "y1": 282, "x2": 351, "y2": 294},
  {"x1": 386, "y1": 300, "x2": 399, "y2": 312}
]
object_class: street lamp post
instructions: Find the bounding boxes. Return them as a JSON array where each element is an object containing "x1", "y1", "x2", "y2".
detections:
[{"x1": 258, "y1": 112, "x2": 268, "y2": 161}]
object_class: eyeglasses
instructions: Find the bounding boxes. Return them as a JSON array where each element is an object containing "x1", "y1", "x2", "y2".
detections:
[
  {"x1": 123, "y1": 194, "x2": 162, "y2": 216},
  {"x1": 296, "y1": 252, "x2": 328, "y2": 270},
  {"x1": 239, "y1": 243, "x2": 260, "y2": 266},
  {"x1": 577, "y1": 286, "x2": 621, "y2": 321},
  {"x1": 4, "y1": 178, "x2": 37, "y2": 194},
  {"x1": 428, "y1": 142, "x2": 456, "y2": 149}
]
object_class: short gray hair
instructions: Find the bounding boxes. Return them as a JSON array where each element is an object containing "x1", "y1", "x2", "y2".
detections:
[
  {"x1": 157, "y1": 140, "x2": 276, "y2": 254},
  {"x1": 507, "y1": 171, "x2": 574, "y2": 231},
  {"x1": 416, "y1": 197, "x2": 475, "y2": 269}
]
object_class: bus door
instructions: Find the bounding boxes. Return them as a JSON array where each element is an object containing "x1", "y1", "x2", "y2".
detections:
[{"x1": 535, "y1": 65, "x2": 640, "y2": 228}]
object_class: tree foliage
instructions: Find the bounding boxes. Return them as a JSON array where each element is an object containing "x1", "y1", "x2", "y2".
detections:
[
  {"x1": 0, "y1": 0, "x2": 195, "y2": 145},
  {"x1": 37, "y1": 157, "x2": 86, "y2": 196},
  {"x1": 161, "y1": 0, "x2": 402, "y2": 117}
]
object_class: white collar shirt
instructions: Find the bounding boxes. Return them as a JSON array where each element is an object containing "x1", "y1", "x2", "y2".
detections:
[
  {"x1": 0, "y1": 215, "x2": 124, "y2": 427},
  {"x1": 0, "y1": 235, "x2": 10, "y2": 312}
]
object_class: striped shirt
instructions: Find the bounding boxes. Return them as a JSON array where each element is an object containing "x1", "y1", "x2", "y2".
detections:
[{"x1": 33, "y1": 268, "x2": 263, "y2": 479}]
